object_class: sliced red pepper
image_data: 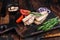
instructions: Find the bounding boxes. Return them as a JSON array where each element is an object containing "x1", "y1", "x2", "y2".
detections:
[
  {"x1": 20, "y1": 9, "x2": 30, "y2": 16},
  {"x1": 16, "y1": 15, "x2": 24, "y2": 23}
]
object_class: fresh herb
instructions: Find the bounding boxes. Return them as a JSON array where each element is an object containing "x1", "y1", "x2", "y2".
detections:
[
  {"x1": 37, "y1": 17, "x2": 60, "y2": 31},
  {"x1": 30, "y1": 12, "x2": 42, "y2": 16}
]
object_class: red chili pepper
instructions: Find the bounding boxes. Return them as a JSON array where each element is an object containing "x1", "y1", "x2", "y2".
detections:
[
  {"x1": 16, "y1": 15, "x2": 24, "y2": 23},
  {"x1": 20, "y1": 9, "x2": 30, "y2": 16}
]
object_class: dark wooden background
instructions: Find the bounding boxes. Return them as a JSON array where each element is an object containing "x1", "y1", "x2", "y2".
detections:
[{"x1": 0, "y1": 0, "x2": 60, "y2": 40}]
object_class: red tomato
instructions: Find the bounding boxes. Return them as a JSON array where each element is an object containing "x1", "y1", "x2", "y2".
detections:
[
  {"x1": 20, "y1": 9, "x2": 30, "y2": 16},
  {"x1": 16, "y1": 15, "x2": 24, "y2": 23}
]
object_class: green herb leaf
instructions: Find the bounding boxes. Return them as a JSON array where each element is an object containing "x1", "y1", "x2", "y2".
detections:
[{"x1": 30, "y1": 12, "x2": 42, "y2": 16}]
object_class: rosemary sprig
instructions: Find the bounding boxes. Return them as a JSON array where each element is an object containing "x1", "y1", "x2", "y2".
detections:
[{"x1": 30, "y1": 12, "x2": 42, "y2": 16}]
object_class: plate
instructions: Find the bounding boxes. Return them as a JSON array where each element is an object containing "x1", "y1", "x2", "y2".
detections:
[{"x1": 20, "y1": 12, "x2": 60, "y2": 38}]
